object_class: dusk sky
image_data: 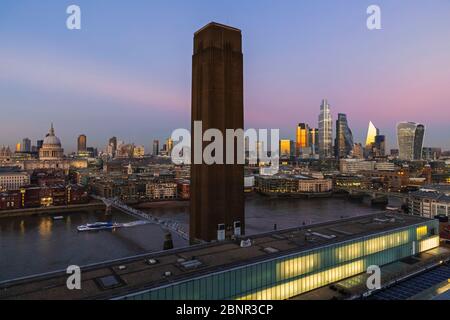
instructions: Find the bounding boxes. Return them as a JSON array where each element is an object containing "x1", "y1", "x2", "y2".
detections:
[{"x1": 1, "y1": 0, "x2": 449, "y2": 153}]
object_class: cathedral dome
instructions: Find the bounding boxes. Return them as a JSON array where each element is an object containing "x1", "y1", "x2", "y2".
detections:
[
  {"x1": 39, "y1": 124, "x2": 64, "y2": 160},
  {"x1": 43, "y1": 135, "x2": 61, "y2": 146}
]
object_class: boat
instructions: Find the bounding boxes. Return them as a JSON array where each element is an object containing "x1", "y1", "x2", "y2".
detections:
[
  {"x1": 52, "y1": 216, "x2": 64, "y2": 220},
  {"x1": 77, "y1": 222, "x2": 120, "y2": 232},
  {"x1": 386, "y1": 206, "x2": 401, "y2": 212}
]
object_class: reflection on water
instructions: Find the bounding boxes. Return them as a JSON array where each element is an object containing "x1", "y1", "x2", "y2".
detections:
[
  {"x1": 38, "y1": 219, "x2": 53, "y2": 238},
  {"x1": 19, "y1": 220, "x2": 25, "y2": 236},
  {"x1": 0, "y1": 195, "x2": 387, "y2": 281}
]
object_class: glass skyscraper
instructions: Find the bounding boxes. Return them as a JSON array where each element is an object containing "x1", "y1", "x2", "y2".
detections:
[
  {"x1": 397, "y1": 122, "x2": 425, "y2": 161},
  {"x1": 296, "y1": 123, "x2": 309, "y2": 157},
  {"x1": 318, "y1": 99, "x2": 333, "y2": 159},
  {"x1": 308, "y1": 128, "x2": 319, "y2": 157},
  {"x1": 365, "y1": 121, "x2": 380, "y2": 149},
  {"x1": 335, "y1": 113, "x2": 353, "y2": 159}
]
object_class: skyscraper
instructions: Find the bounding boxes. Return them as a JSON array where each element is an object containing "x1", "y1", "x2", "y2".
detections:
[
  {"x1": 308, "y1": 128, "x2": 319, "y2": 156},
  {"x1": 318, "y1": 99, "x2": 333, "y2": 159},
  {"x1": 296, "y1": 123, "x2": 309, "y2": 157},
  {"x1": 190, "y1": 22, "x2": 244, "y2": 242},
  {"x1": 77, "y1": 134, "x2": 87, "y2": 153},
  {"x1": 280, "y1": 140, "x2": 294, "y2": 158},
  {"x1": 374, "y1": 135, "x2": 386, "y2": 157},
  {"x1": 334, "y1": 113, "x2": 353, "y2": 159},
  {"x1": 108, "y1": 137, "x2": 117, "y2": 157},
  {"x1": 397, "y1": 122, "x2": 425, "y2": 161},
  {"x1": 352, "y1": 143, "x2": 364, "y2": 159},
  {"x1": 365, "y1": 121, "x2": 379, "y2": 149},
  {"x1": 21, "y1": 138, "x2": 31, "y2": 153},
  {"x1": 153, "y1": 140, "x2": 159, "y2": 156},
  {"x1": 166, "y1": 138, "x2": 174, "y2": 157}
]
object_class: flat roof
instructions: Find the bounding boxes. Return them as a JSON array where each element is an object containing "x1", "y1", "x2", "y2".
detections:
[
  {"x1": 0, "y1": 213, "x2": 434, "y2": 300},
  {"x1": 0, "y1": 172, "x2": 29, "y2": 176}
]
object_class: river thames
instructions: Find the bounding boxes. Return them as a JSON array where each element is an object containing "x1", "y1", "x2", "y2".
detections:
[{"x1": 0, "y1": 195, "x2": 394, "y2": 281}]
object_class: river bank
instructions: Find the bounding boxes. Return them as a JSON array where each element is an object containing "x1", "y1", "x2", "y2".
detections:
[{"x1": 0, "y1": 201, "x2": 105, "y2": 219}]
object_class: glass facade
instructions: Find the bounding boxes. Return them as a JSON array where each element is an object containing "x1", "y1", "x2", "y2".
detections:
[
  {"x1": 397, "y1": 122, "x2": 425, "y2": 161},
  {"x1": 318, "y1": 99, "x2": 332, "y2": 159},
  {"x1": 365, "y1": 121, "x2": 379, "y2": 148},
  {"x1": 120, "y1": 220, "x2": 439, "y2": 300},
  {"x1": 335, "y1": 113, "x2": 354, "y2": 159},
  {"x1": 296, "y1": 123, "x2": 309, "y2": 157},
  {"x1": 280, "y1": 140, "x2": 293, "y2": 158}
]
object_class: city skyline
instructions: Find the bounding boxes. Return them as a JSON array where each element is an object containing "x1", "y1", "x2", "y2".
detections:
[
  {"x1": 1, "y1": 0, "x2": 450, "y2": 151},
  {"x1": 0, "y1": 2, "x2": 449, "y2": 303}
]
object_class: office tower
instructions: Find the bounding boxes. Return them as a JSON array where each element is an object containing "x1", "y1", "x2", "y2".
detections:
[
  {"x1": 108, "y1": 137, "x2": 117, "y2": 157},
  {"x1": 86, "y1": 147, "x2": 97, "y2": 158},
  {"x1": 21, "y1": 138, "x2": 31, "y2": 153},
  {"x1": 365, "y1": 121, "x2": 380, "y2": 158},
  {"x1": 166, "y1": 138, "x2": 174, "y2": 156},
  {"x1": 308, "y1": 128, "x2": 319, "y2": 156},
  {"x1": 374, "y1": 135, "x2": 386, "y2": 157},
  {"x1": 365, "y1": 121, "x2": 379, "y2": 149},
  {"x1": 190, "y1": 22, "x2": 244, "y2": 242},
  {"x1": 397, "y1": 122, "x2": 425, "y2": 161},
  {"x1": 390, "y1": 149, "x2": 399, "y2": 158},
  {"x1": 153, "y1": 140, "x2": 159, "y2": 156},
  {"x1": 352, "y1": 143, "x2": 364, "y2": 159},
  {"x1": 77, "y1": 134, "x2": 87, "y2": 153},
  {"x1": 422, "y1": 147, "x2": 441, "y2": 161},
  {"x1": 15, "y1": 143, "x2": 21, "y2": 153},
  {"x1": 280, "y1": 140, "x2": 294, "y2": 158},
  {"x1": 133, "y1": 145, "x2": 145, "y2": 158},
  {"x1": 36, "y1": 140, "x2": 44, "y2": 149},
  {"x1": 296, "y1": 123, "x2": 309, "y2": 157},
  {"x1": 318, "y1": 99, "x2": 333, "y2": 159},
  {"x1": 334, "y1": 114, "x2": 353, "y2": 159}
]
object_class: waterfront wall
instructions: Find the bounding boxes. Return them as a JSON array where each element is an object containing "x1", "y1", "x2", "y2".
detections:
[{"x1": 0, "y1": 202, "x2": 105, "y2": 218}]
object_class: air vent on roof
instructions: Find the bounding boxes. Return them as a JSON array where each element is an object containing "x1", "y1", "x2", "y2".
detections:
[
  {"x1": 146, "y1": 258, "x2": 158, "y2": 265},
  {"x1": 328, "y1": 228, "x2": 353, "y2": 236},
  {"x1": 263, "y1": 247, "x2": 279, "y2": 254},
  {"x1": 311, "y1": 232, "x2": 336, "y2": 240},
  {"x1": 96, "y1": 275, "x2": 124, "y2": 290},
  {"x1": 180, "y1": 259, "x2": 203, "y2": 270},
  {"x1": 240, "y1": 239, "x2": 252, "y2": 247},
  {"x1": 374, "y1": 218, "x2": 390, "y2": 223}
]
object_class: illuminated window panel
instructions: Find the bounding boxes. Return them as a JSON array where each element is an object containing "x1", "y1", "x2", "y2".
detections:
[
  {"x1": 418, "y1": 236, "x2": 439, "y2": 253},
  {"x1": 238, "y1": 260, "x2": 364, "y2": 300},
  {"x1": 276, "y1": 253, "x2": 320, "y2": 280},
  {"x1": 416, "y1": 226, "x2": 428, "y2": 241}
]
